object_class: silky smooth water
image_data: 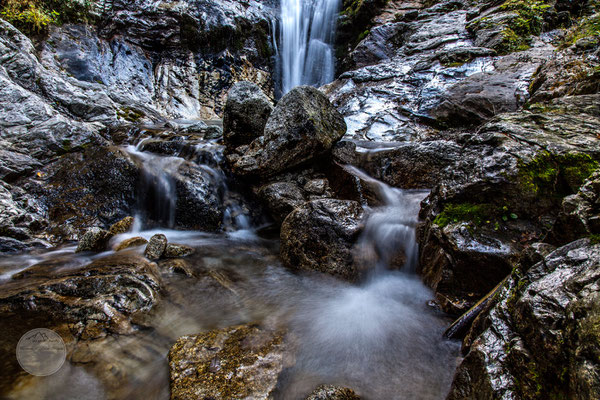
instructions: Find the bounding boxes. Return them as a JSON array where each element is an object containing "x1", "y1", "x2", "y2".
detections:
[
  {"x1": 0, "y1": 139, "x2": 460, "y2": 399},
  {"x1": 277, "y1": 0, "x2": 341, "y2": 95}
]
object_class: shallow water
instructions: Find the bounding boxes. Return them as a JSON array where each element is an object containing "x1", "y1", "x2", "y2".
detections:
[{"x1": 0, "y1": 167, "x2": 460, "y2": 400}]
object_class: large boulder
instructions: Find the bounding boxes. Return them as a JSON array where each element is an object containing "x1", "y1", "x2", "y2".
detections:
[
  {"x1": 232, "y1": 86, "x2": 346, "y2": 177},
  {"x1": 169, "y1": 324, "x2": 287, "y2": 400},
  {"x1": 447, "y1": 238, "x2": 600, "y2": 399},
  {"x1": 280, "y1": 199, "x2": 364, "y2": 281},
  {"x1": 223, "y1": 81, "x2": 273, "y2": 150}
]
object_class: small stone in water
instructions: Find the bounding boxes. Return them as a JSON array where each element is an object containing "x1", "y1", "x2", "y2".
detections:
[
  {"x1": 115, "y1": 236, "x2": 148, "y2": 251},
  {"x1": 76, "y1": 227, "x2": 112, "y2": 252},
  {"x1": 163, "y1": 243, "x2": 195, "y2": 258},
  {"x1": 144, "y1": 234, "x2": 168, "y2": 260},
  {"x1": 109, "y1": 216, "x2": 135, "y2": 235}
]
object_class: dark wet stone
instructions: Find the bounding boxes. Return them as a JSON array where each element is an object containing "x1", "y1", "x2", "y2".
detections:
[
  {"x1": 163, "y1": 243, "x2": 195, "y2": 258},
  {"x1": 280, "y1": 199, "x2": 364, "y2": 281},
  {"x1": 144, "y1": 234, "x2": 167, "y2": 261},
  {"x1": 448, "y1": 239, "x2": 600, "y2": 399}
]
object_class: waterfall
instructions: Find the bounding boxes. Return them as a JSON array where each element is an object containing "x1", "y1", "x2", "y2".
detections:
[{"x1": 277, "y1": 0, "x2": 341, "y2": 95}]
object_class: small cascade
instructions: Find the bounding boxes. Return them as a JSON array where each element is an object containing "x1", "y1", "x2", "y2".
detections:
[
  {"x1": 123, "y1": 125, "x2": 257, "y2": 234},
  {"x1": 125, "y1": 144, "x2": 184, "y2": 229},
  {"x1": 276, "y1": 0, "x2": 341, "y2": 95},
  {"x1": 347, "y1": 166, "x2": 429, "y2": 274}
]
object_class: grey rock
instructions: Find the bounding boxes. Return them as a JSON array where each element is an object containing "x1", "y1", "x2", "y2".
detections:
[
  {"x1": 76, "y1": 227, "x2": 112, "y2": 253},
  {"x1": 0, "y1": 237, "x2": 28, "y2": 254},
  {"x1": 280, "y1": 199, "x2": 364, "y2": 281},
  {"x1": 233, "y1": 86, "x2": 346, "y2": 177},
  {"x1": 257, "y1": 182, "x2": 306, "y2": 223},
  {"x1": 144, "y1": 234, "x2": 168, "y2": 261},
  {"x1": 223, "y1": 81, "x2": 273, "y2": 149},
  {"x1": 549, "y1": 170, "x2": 600, "y2": 245}
]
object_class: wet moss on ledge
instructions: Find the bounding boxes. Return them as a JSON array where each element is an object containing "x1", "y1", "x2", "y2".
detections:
[
  {"x1": 433, "y1": 203, "x2": 513, "y2": 228},
  {"x1": 517, "y1": 151, "x2": 599, "y2": 196}
]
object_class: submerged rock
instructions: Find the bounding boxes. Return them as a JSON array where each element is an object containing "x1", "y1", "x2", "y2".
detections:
[
  {"x1": 280, "y1": 199, "x2": 364, "y2": 281},
  {"x1": 163, "y1": 243, "x2": 195, "y2": 258},
  {"x1": 305, "y1": 385, "x2": 361, "y2": 400},
  {"x1": 233, "y1": 86, "x2": 346, "y2": 177},
  {"x1": 115, "y1": 236, "x2": 148, "y2": 251},
  {"x1": 76, "y1": 227, "x2": 112, "y2": 253},
  {"x1": 144, "y1": 234, "x2": 168, "y2": 261},
  {"x1": 447, "y1": 238, "x2": 600, "y2": 399},
  {"x1": 169, "y1": 324, "x2": 286, "y2": 400},
  {"x1": 223, "y1": 81, "x2": 273, "y2": 150}
]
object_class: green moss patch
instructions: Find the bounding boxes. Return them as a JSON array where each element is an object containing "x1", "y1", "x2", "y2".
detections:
[
  {"x1": 517, "y1": 151, "x2": 598, "y2": 195},
  {"x1": 433, "y1": 203, "x2": 515, "y2": 228},
  {"x1": 1, "y1": 0, "x2": 95, "y2": 36},
  {"x1": 561, "y1": 12, "x2": 600, "y2": 48}
]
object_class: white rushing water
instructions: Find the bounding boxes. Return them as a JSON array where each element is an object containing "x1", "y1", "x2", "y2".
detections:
[{"x1": 277, "y1": 0, "x2": 341, "y2": 95}]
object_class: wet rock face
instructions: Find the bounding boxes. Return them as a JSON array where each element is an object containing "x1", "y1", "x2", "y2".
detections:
[
  {"x1": 169, "y1": 324, "x2": 286, "y2": 400},
  {"x1": 549, "y1": 170, "x2": 600, "y2": 244},
  {"x1": 232, "y1": 86, "x2": 347, "y2": 178},
  {"x1": 447, "y1": 238, "x2": 600, "y2": 400},
  {"x1": 0, "y1": 253, "x2": 161, "y2": 336},
  {"x1": 0, "y1": 20, "x2": 103, "y2": 163},
  {"x1": 280, "y1": 199, "x2": 364, "y2": 281},
  {"x1": 223, "y1": 81, "x2": 273, "y2": 150},
  {"x1": 174, "y1": 162, "x2": 223, "y2": 231},
  {"x1": 39, "y1": 146, "x2": 142, "y2": 242},
  {"x1": 99, "y1": 0, "x2": 277, "y2": 119},
  {"x1": 415, "y1": 103, "x2": 600, "y2": 314}
]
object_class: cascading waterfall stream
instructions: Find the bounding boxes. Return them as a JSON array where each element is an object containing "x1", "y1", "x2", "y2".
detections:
[{"x1": 277, "y1": 0, "x2": 341, "y2": 95}]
